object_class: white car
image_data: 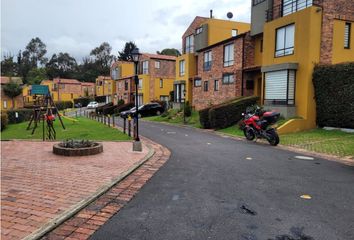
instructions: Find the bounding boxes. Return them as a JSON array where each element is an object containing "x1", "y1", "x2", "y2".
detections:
[{"x1": 87, "y1": 101, "x2": 99, "y2": 109}]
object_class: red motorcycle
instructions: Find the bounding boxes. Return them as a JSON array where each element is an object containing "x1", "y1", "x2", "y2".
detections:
[{"x1": 240, "y1": 106, "x2": 280, "y2": 146}]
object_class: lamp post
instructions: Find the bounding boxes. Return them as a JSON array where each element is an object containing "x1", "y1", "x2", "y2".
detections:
[
  {"x1": 183, "y1": 89, "x2": 186, "y2": 124},
  {"x1": 131, "y1": 48, "x2": 142, "y2": 151}
]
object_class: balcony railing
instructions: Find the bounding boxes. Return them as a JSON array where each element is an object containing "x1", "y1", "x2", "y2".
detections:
[{"x1": 266, "y1": 0, "x2": 323, "y2": 22}]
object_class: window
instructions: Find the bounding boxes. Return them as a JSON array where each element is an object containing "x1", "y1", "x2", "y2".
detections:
[
  {"x1": 160, "y1": 95, "x2": 169, "y2": 102},
  {"x1": 179, "y1": 60, "x2": 185, "y2": 76},
  {"x1": 3, "y1": 101, "x2": 7, "y2": 109},
  {"x1": 71, "y1": 93, "x2": 73, "y2": 99},
  {"x1": 155, "y1": 61, "x2": 160, "y2": 69},
  {"x1": 53, "y1": 84, "x2": 58, "y2": 91},
  {"x1": 112, "y1": 67, "x2": 120, "y2": 80},
  {"x1": 185, "y1": 35, "x2": 194, "y2": 53},
  {"x1": 203, "y1": 51, "x2": 212, "y2": 71},
  {"x1": 276, "y1": 24, "x2": 295, "y2": 57},
  {"x1": 246, "y1": 80, "x2": 254, "y2": 90},
  {"x1": 203, "y1": 81, "x2": 209, "y2": 92},
  {"x1": 160, "y1": 79, "x2": 163, "y2": 88},
  {"x1": 196, "y1": 27, "x2": 203, "y2": 34},
  {"x1": 142, "y1": 61, "x2": 149, "y2": 74},
  {"x1": 264, "y1": 69, "x2": 295, "y2": 105},
  {"x1": 253, "y1": 0, "x2": 266, "y2": 5},
  {"x1": 224, "y1": 44, "x2": 234, "y2": 67},
  {"x1": 345, "y1": 22, "x2": 351, "y2": 49},
  {"x1": 232, "y1": 29, "x2": 238, "y2": 37},
  {"x1": 214, "y1": 80, "x2": 219, "y2": 91},
  {"x1": 174, "y1": 83, "x2": 185, "y2": 103},
  {"x1": 222, "y1": 74, "x2": 235, "y2": 84},
  {"x1": 124, "y1": 81, "x2": 128, "y2": 91},
  {"x1": 138, "y1": 79, "x2": 143, "y2": 89},
  {"x1": 194, "y1": 78, "x2": 202, "y2": 87},
  {"x1": 282, "y1": 0, "x2": 313, "y2": 16},
  {"x1": 260, "y1": 39, "x2": 263, "y2": 52}
]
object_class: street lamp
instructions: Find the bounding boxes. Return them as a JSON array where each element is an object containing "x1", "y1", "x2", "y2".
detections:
[
  {"x1": 183, "y1": 89, "x2": 186, "y2": 124},
  {"x1": 131, "y1": 47, "x2": 142, "y2": 151}
]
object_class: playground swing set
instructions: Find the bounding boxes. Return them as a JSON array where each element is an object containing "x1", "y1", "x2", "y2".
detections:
[{"x1": 26, "y1": 85, "x2": 65, "y2": 141}]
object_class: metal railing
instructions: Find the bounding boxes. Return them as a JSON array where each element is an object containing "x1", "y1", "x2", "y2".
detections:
[{"x1": 266, "y1": 0, "x2": 323, "y2": 22}]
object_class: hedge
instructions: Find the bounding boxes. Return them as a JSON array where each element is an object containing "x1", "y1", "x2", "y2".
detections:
[
  {"x1": 313, "y1": 63, "x2": 354, "y2": 128},
  {"x1": 55, "y1": 101, "x2": 73, "y2": 111},
  {"x1": 96, "y1": 103, "x2": 113, "y2": 114},
  {"x1": 1, "y1": 111, "x2": 8, "y2": 131},
  {"x1": 95, "y1": 96, "x2": 107, "y2": 103},
  {"x1": 6, "y1": 108, "x2": 33, "y2": 124},
  {"x1": 199, "y1": 96, "x2": 259, "y2": 129},
  {"x1": 114, "y1": 103, "x2": 135, "y2": 114},
  {"x1": 74, "y1": 97, "x2": 94, "y2": 107}
]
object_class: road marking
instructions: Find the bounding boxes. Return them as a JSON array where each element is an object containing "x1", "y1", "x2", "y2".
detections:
[
  {"x1": 294, "y1": 156, "x2": 314, "y2": 161},
  {"x1": 161, "y1": 129, "x2": 164, "y2": 131},
  {"x1": 207, "y1": 143, "x2": 211, "y2": 145},
  {"x1": 185, "y1": 134, "x2": 188, "y2": 137},
  {"x1": 167, "y1": 132, "x2": 176, "y2": 134},
  {"x1": 246, "y1": 157, "x2": 252, "y2": 160},
  {"x1": 300, "y1": 194, "x2": 312, "y2": 199},
  {"x1": 172, "y1": 195, "x2": 179, "y2": 201}
]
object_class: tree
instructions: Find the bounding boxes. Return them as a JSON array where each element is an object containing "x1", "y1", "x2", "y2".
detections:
[
  {"x1": 74, "y1": 57, "x2": 100, "y2": 83},
  {"x1": 90, "y1": 42, "x2": 114, "y2": 75},
  {"x1": 27, "y1": 68, "x2": 47, "y2": 85},
  {"x1": 46, "y1": 52, "x2": 77, "y2": 79},
  {"x1": 22, "y1": 37, "x2": 48, "y2": 67},
  {"x1": 117, "y1": 41, "x2": 137, "y2": 61},
  {"x1": 3, "y1": 81, "x2": 22, "y2": 109},
  {"x1": 157, "y1": 48, "x2": 181, "y2": 57},
  {"x1": 17, "y1": 50, "x2": 32, "y2": 84},
  {"x1": 1, "y1": 54, "x2": 18, "y2": 76}
]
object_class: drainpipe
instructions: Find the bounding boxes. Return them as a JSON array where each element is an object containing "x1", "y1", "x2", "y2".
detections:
[{"x1": 241, "y1": 36, "x2": 245, "y2": 97}]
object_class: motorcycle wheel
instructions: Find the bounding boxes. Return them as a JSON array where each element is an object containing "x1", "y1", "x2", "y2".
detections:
[
  {"x1": 243, "y1": 127, "x2": 255, "y2": 141},
  {"x1": 267, "y1": 131, "x2": 280, "y2": 146}
]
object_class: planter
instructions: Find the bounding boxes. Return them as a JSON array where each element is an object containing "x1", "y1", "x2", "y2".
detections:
[{"x1": 53, "y1": 142, "x2": 103, "y2": 156}]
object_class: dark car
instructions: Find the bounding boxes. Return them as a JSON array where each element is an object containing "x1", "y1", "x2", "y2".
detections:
[{"x1": 120, "y1": 103, "x2": 164, "y2": 118}]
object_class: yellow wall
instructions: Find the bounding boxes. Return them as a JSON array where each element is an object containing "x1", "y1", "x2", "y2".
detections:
[
  {"x1": 120, "y1": 62, "x2": 135, "y2": 77},
  {"x1": 332, "y1": 20, "x2": 354, "y2": 64},
  {"x1": 95, "y1": 78, "x2": 115, "y2": 97},
  {"x1": 263, "y1": 7, "x2": 323, "y2": 133},
  {"x1": 154, "y1": 77, "x2": 174, "y2": 100},
  {"x1": 254, "y1": 35, "x2": 263, "y2": 66},
  {"x1": 206, "y1": 19, "x2": 250, "y2": 45},
  {"x1": 138, "y1": 74, "x2": 150, "y2": 104},
  {"x1": 175, "y1": 53, "x2": 196, "y2": 102}
]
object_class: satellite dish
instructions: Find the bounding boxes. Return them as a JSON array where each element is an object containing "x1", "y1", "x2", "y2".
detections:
[{"x1": 227, "y1": 12, "x2": 233, "y2": 20}]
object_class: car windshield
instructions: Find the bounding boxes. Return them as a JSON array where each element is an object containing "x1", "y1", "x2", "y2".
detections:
[
  {"x1": 130, "y1": 107, "x2": 136, "y2": 111},
  {"x1": 89, "y1": 102, "x2": 97, "y2": 104},
  {"x1": 138, "y1": 105, "x2": 145, "y2": 110}
]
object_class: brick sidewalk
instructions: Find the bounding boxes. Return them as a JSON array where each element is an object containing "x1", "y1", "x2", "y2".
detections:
[
  {"x1": 1, "y1": 140, "x2": 151, "y2": 240},
  {"x1": 40, "y1": 137, "x2": 170, "y2": 240}
]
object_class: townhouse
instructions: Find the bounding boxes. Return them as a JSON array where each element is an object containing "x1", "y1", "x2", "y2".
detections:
[
  {"x1": 1, "y1": 76, "x2": 24, "y2": 110},
  {"x1": 41, "y1": 78, "x2": 82, "y2": 102},
  {"x1": 81, "y1": 82, "x2": 95, "y2": 97},
  {"x1": 251, "y1": 0, "x2": 354, "y2": 133},
  {"x1": 174, "y1": 16, "x2": 251, "y2": 109},
  {"x1": 95, "y1": 76, "x2": 115, "y2": 103},
  {"x1": 113, "y1": 54, "x2": 176, "y2": 106}
]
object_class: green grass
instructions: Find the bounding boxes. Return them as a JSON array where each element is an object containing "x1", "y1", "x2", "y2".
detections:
[
  {"x1": 1, "y1": 117, "x2": 131, "y2": 141},
  {"x1": 217, "y1": 125, "x2": 244, "y2": 137},
  {"x1": 144, "y1": 109, "x2": 201, "y2": 128}
]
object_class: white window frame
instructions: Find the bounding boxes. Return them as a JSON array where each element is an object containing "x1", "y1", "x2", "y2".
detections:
[
  {"x1": 222, "y1": 74, "x2": 235, "y2": 84},
  {"x1": 275, "y1": 24, "x2": 295, "y2": 57},
  {"x1": 196, "y1": 27, "x2": 203, "y2": 34},
  {"x1": 264, "y1": 69, "x2": 296, "y2": 105},
  {"x1": 3, "y1": 100, "x2": 7, "y2": 109},
  {"x1": 203, "y1": 51, "x2": 212, "y2": 71},
  {"x1": 214, "y1": 80, "x2": 219, "y2": 91},
  {"x1": 224, "y1": 44, "x2": 234, "y2": 67},
  {"x1": 160, "y1": 79, "x2": 163, "y2": 88},
  {"x1": 185, "y1": 35, "x2": 194, "y2": 53},
  {"x1": 179, "y1": 60, "x2": 185, "y2": 76},
  {"x1": 344, "y1": 22, "x2": 351, "y2": 49},
  {"x1": 138, "y1": 79, "x2": 143, "y2": 89},
  {"x1": 194, "y1": 78, "x2": 202, "y2": 87},
  {"x1": 142, "y1": 61, "x2": 149, "y2": 74},
  {"x1": 155, "y1": 61, "x2": 160, "y2": 69},
  {"x1": 232, "y1": 29, "x2": 238, "y2": 37}
]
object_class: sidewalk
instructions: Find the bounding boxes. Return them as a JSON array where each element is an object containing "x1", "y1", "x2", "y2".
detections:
[{"x1": 1, "y1": 140, "x2": 151, "y2": 240}]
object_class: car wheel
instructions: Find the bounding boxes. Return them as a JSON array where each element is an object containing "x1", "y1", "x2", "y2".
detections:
[{"x1": 156, "y1": 110, "x2": 161, "y2": 116}]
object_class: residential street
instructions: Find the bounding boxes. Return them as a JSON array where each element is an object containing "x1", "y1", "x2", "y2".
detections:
[{"x1": 90, "y1": 120, "x2": 354, "y2": 240}]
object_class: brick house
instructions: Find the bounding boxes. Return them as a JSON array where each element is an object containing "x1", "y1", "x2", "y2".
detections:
[
  {"x1": 115, "y1": 75, "x2": 135, "y2": 104},
  {"x1": 41, "y1": 78, "x2": 82, "y2": 102},
  {"x1": 81, "y1": 82, "x2": 95, "y2": 97},
  {"x1": 0, "y1": 76, "x2": 24, "y2": 110}
]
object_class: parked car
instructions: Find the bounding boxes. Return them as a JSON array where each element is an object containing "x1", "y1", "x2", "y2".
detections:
[
  {"x1": 120, "y1": 103, "x2": 164, "y2": 118},
  {"x1": 74, "y1": 103, "x2": 82, "y2": 108},
  {"x1": 87, "y1": 101, "x2": 99, "y2": 109}
]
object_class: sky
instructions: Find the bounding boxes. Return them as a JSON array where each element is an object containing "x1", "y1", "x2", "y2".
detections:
[{"x1": 1, "y1": 0, "x2": 251, "y2": 62}]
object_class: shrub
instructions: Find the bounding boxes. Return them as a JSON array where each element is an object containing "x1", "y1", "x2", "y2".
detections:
[
  {"x1": 102, "y1": 105, "x2": 118, "y2": 115},
  {"x1": 55, "y1": 101, "x2": 73, "y2": 110},
  {"x1": 114, "y1": 102, "x2": 135, "y2": 114},
  {"x1": 96, "y1": 102, "x2": 113, "y2": 114},
  {"x1": 152, "y1": 99, "x2": 167, "y2": 110},
  {"x1": 117, "y1": 99, "x2": 125, "y2": 106},
  {"x1": 199, "y1": 96, "x2": 259, "y2": 129},
  {"x1": 74, "y1": 97, "x2": 93, "y2": 107},
  {"x1": 6, "y1": 108, "x2": 33, "y2": 124},
  {"x1": 313, "y1": 63, "x2": 354, "y2": 128},
  {"x1": 95, "y1": 96, "x2": 106, "y2": 103},
  {"x1": 184, "y1": 101, "x2": 192, "y2": 117},
  {"x1": 1, "y1": 111, "x2": 8, "y2": 131}
]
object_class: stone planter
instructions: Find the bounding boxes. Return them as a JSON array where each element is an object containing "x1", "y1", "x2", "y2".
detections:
[{"x1": 53, "y1": 142, "x2": 103, "y2": 156}]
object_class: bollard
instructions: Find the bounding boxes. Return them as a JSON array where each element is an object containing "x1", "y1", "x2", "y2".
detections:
[
  {"x1": 128, "y1": 118, "x2": 131, "y2": 137},
  {"x1": 123, "y1": 117, "x2": 126, "y2": 134},
  {"x1": 108, "y1": 115, "x2": 110, "y2": 127},
  {"x1": 112, "y1": 115, "x2": 115, "y2": 128},
  {"x1": 104, "y1": 115, "x2": 106, "y2": 125}
]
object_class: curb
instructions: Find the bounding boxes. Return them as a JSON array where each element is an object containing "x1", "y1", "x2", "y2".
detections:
[{"x1": 23, "y1": 144, "x2": 155, "y2": 240}]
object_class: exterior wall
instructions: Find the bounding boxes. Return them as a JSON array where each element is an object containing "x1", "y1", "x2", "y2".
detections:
[
  {"x1": 81, "y1": 84, "x2": 95, "y2": 97},
  {"x1": 175, "y1": 53, "x2": 197, "y2": 102},
  {"x1": 263, "y1": 7, "x2": 323, "y2": 132},
  {"x1": 182, "y1": 17, "x2": 207, "y2": 54},
  {"x1": 116, "y1": 77, "x2": 134, "y2": 104},
  {"x1": 332, "y1": 19, "x2": 354, "y2": 64},
  {"x1": 192, "y1": 37, "x2": 244, "y2": 110},
  {"x1": 251, "y1": 0, "x2": 273, "y2": 35},
  {"x1": 1, "y1": 88, "x2": 24, "y2": 110},
  {"x1": 319, "y1": 0, "x2": 354, "y2": 64},
  {"x1": 154, "y1": 77, "x2": 174, "y2": 101},
  {"x1": 95, "y1": 76, "x2": 115, "y2": 100},
  {"x1": 253, "y1": 35, "x2": 263, "y2": 66},
  {"x1": 138, "y1": 74, "x2": 150, "y2": 104},
  {"x1": 22, "y1": 85, "x2": 34, "y2": 104}
]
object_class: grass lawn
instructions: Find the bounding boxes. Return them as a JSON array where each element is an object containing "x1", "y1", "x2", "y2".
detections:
[
  {"x1": 1, "y1": 117, "x2": 131, "y2": 141},
  {"x1": 217, "y1": 125, "x2": 244, "y2": 137},
  {"x1": 144, "y1": 109, "x2": 201, "y2": 128}
]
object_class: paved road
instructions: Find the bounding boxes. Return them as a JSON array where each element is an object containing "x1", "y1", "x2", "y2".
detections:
[{"x1": 91, "y1": 120, "x2": 354, "y2": 240}]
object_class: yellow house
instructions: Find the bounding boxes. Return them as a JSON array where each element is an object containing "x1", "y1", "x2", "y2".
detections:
[
  {"x1": 111, "y1": 61, "x2": 135, "y2": 104},
  {"x1": 251, "y1": 0, "x2": 354, "y2": 133},
  {"x1": 41, "y1": 78, "x2": 82, "y2": 102},
  {"x1": 174, "y1": 16, "x2": 251, "y2": 107},
  {"x1": 95, "y1": 76, "x2": 115, "y2": 103},
  {"x1": 0, "y1": 76, "x2": 24, "y2": 110}
]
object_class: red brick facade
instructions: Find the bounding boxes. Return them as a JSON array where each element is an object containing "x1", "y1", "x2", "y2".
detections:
[
  {"x1": 182, "y1": 17, "x2": 207, "y2": 54},
  {"x1": 192, "y1": 33, "x2": 255, "y2": 110},
  {"x1": 115, "y1": 76, "x2": 135, "y2": 104}
]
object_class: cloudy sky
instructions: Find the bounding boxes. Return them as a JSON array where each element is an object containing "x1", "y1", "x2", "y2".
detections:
[{"x1": 1, "y1": 0, "x2": 251, "y2": 62}]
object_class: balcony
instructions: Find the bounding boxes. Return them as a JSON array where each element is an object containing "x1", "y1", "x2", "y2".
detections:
[{"x1": 266, "y1": 0, "x2": 323, "y2": 22}]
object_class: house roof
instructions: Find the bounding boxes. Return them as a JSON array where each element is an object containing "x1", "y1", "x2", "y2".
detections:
[
  {"x1": 111, "y1": 61, "x2": 133, "y2": 68},
  {"x1": 81, "y1": 82, "x2": 95, "y2": 86},
  {"x1": 0, "y1": 76, "x2": 23, "y2": 85},
  {"x1": 53, "y1": 78, "x2": 81, "y2": 84},
  {"x1": 142, "y1": 53, "x2": 176, "y2": 61},
  {"x1": 96, "y1": 76, "x2": 112, "y2": 81},
  {"x1": 182, "y1": 16, "x2": 208, "y2": 38}
]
